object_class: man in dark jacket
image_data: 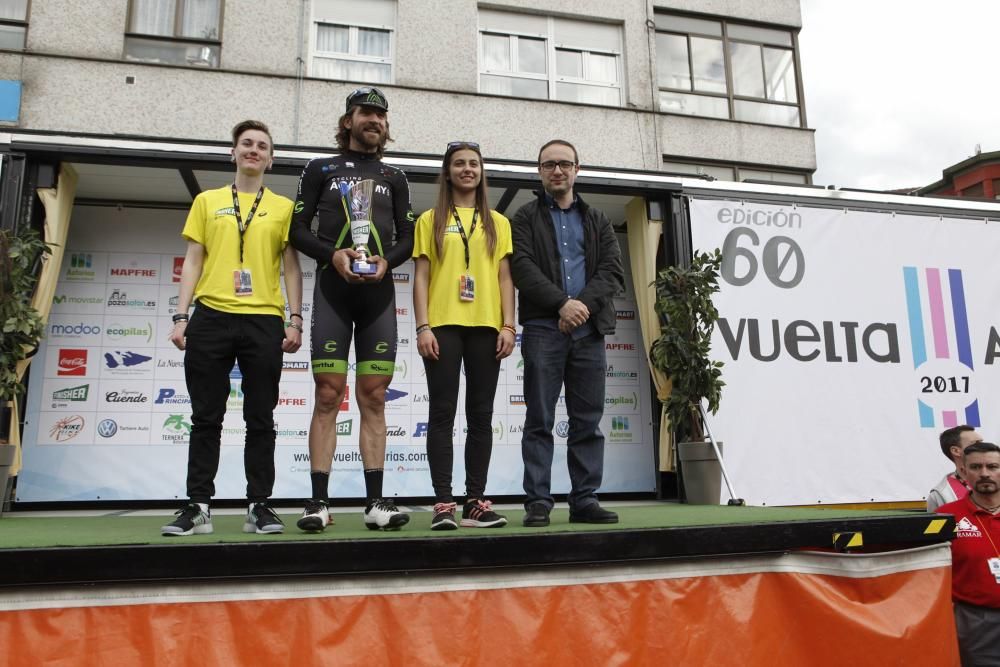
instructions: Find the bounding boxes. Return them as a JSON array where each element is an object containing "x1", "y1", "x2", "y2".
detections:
[{"x1": 511, "y1": 139, "x2": 625, "y2": 527}]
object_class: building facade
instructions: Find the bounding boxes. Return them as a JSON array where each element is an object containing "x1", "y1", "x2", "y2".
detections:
[{"x1": 0, "y1": 0, "x2": 814, "y2": 182}]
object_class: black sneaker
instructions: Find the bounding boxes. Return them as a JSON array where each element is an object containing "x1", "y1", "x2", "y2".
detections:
[
  {"x1": 461, "y1": 499, "x2": 507, "y2": 528},
  {"x1": 569, "y1": 503, "x2": 619, "y2": 524},
  {"x1": 243, "y1": 503, "x2": 284, "y2": 534},
  {"x1": 522, "y1": 502, "x2": 550, "y2": 527},
  {"x1": 431, "y1": 502, "x2": 458, "y2": 531},
  {"x1": 161, "y1": 503, "x2": 213, "y2": 536},
  {"x1": 296, "y1": 499, "x2": 332, "y2": 532},
  {"x1": 364, "y1": 498, "x2": 410, "y2": 531}
]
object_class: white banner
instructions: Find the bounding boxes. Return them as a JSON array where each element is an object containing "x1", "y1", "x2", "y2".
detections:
[
  {"x1": 689, "y1": 197, "x2": 1000, "y2": 505},
  {"x1": 18, "y1": 206, "x2": 655, "y2": 501}
]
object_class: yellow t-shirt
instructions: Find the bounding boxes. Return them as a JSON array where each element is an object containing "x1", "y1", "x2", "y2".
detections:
[
  {"x1": 412, "y1": 207, "x2": 512, "y2": 329},
  {"x1": 182, "y1": 185, "x2": 292, "y2": 317}
]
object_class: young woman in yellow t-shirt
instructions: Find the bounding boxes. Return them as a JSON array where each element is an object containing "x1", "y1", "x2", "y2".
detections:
[{"x1": 412, "y1": 142, "x2": 516, "y2": 529}]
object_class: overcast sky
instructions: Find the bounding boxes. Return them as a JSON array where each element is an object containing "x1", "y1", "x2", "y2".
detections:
[{"x1": 799, "y1": 0, "x2": 1000, "y2": 191}]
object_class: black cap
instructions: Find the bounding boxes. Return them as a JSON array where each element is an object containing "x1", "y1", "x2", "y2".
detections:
[{"x1": 345, "y1": 87, "x2": 388, "y2": 112}]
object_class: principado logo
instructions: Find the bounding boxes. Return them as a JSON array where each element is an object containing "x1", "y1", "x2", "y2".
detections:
[
  {"x1": 58, "y1": 349, "x2": 88, "y2": 376},
  {"x1": 96, "y1": 419, "x2": 118, "y2": 438},
  {"x1": 155, "y1": 388, "x2": 191, "y2": 405},
  {"x1": 49, "y1": 415, "x2": 85, "y2": 442}
]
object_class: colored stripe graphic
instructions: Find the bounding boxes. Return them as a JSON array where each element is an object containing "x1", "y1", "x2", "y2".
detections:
[
  {"x1": 966, "y1": 399, "x2": 981, "y2": 427},
  {"x1": 902, "y1": 267, "x2": 927, "y2": 367},
  {"x1": 924, "y1": 268, "x2": 950, "y2": 359},
  {"x1": 948, "y1": 269, "x2": 974, "y2": 368}
]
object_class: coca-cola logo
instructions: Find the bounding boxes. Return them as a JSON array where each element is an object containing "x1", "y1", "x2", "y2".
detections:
[{"x1": 58, "y1": 349, "x2": 88, "y2": 376}]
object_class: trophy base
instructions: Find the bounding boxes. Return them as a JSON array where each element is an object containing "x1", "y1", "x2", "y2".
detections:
[{"x1": 352, "y1": 260, "x2": 377, "y2": 275}]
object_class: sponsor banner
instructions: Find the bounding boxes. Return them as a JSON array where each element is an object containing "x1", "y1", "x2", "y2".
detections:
[
  {"x1": 93, "y1": 413, "x2": 152, "y2": 445},
  {"x1": 100, "y1": 348, "x2": 155, "y2": 378},
  {"x1": 104, "y1": 284, "x2": 158, "y2": 314},
  {"x1": 690, "y1": 197, "x2": 1000, "y2": 505},
  {"x1": 160, "y1": 255, "x2": 185, "y2": 285},
  {"x1": 42, "y1": 379, "x2": 97, "y2": 412},
  {"x1": 51, "y1": 283, "x2": 107, "y2": 315},
  {"x1": 98, "y1": 380, "x2": 154, "y2": 413},
  {"x1": 102, "y1": 316, "x2": 156, "y2": 347},
  {"x1": 47, "y1": 315, "x2": 104, "y2": 346},
  {"x1": 34, "y1": 413, "x2": 93, "y2": 445},
  {"x1": 21, "y1": 233, "x2": 655, "y2": 500},
  {"x1": 107, "y1": 253, "x2": 159, "y2": 283},
  {"x1": 61, "y1": 251, "x2": 107, "y2": 283},
  {"x1": 151, "y1": 384, "x2": 192, "y2": 412},
  {"x1": 46, "y1": 346, "x2": 95, "y2": 379}
]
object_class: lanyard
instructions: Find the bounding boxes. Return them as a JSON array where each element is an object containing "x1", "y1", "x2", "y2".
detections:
[
  {"x1": 231, "y1": 184, "x2": 264, "y2": 264},
  {"x1": 452, "y1": 207, "x2": 478, "y2": 270}
]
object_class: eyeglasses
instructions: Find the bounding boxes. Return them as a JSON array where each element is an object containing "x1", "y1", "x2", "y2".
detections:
[
  {"x1": 539, "y1": 160, "x2": 577, "y2": 172},
  {"x1": 446, "y1": 141, "x2": 480, "y2": 152}
]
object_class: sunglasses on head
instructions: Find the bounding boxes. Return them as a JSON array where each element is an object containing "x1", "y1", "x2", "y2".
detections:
[{"x1": 446, "y1": 141, "x2": 480, "y2": 152}]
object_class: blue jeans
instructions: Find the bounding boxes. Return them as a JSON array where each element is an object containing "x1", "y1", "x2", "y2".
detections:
[{"x1": 521, "y1": 325, "x2": 606, "y2": 511}]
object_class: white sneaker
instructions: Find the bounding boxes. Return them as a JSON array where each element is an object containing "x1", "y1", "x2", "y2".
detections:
[
  {"x1": 364, "y1": 498, "x2": 409, "y2": 531},
  {"x1": 297, "y1": 499, "x2": 332, "y2": 532},
  {"x1": 161, "y1": 504, "x2": 213, "y2": 536}
]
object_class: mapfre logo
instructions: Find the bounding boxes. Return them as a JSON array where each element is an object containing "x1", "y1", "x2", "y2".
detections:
[
  {"x1": 58, "y1": 349, "x2": 88, "y2": 376},
  {"x1": 110, "y1": 267, "x2": 157, "y2": 278}
]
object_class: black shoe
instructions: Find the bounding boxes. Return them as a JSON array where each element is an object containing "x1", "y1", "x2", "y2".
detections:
[
  {"x1": 243, "y1": 503, "x2": 284, "y2": 534},
  {"x1": 569, "y1": 503, "x2": 619, "y2": 524},
  {"x1": 522, "y1": 502, "x2": 550, "y2": 527}
]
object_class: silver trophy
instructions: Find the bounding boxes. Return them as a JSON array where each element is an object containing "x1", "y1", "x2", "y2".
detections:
[{"x1": 339, "y1": 179, "x2": 377, "y2": 275}]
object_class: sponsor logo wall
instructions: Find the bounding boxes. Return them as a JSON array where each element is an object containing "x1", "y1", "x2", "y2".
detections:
[
  {"x1": 20, "y1": 222, "x2": 653, "y2": 501},
  {"x1": 689, "y1": 198, "x2": 1000, "y2": 505}
]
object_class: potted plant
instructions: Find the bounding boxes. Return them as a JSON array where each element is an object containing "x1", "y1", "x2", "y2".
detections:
[
  {"x1": 650, "y1": 248, "x2": 730, "y2": 504},
  {"x1": 0, "y1": 225, "x2": 51, "y2": 514}
]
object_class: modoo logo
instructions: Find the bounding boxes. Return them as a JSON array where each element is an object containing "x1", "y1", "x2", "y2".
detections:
[{"x1": 51, "y1": 323, "x2": 101, "y2": 336}]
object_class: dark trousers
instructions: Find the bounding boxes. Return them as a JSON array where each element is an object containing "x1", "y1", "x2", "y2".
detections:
[
  {"x1": 184, "y1": 304, "x2": 284, "y2": 504},
  {"x1": 422, "y1": 326, "x2": 501, "y2": 502},
  {"x1": 521, "y1": 325, "x2": 607, "y2": 511}
]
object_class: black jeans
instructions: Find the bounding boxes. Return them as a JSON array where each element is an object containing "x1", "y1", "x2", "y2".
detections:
[
  {"x1": 422, "y1": 326, "x2": 501, "y2": 502},
  {"x1": 184, "y1": 304, "x2": 284, "y2": 503}
]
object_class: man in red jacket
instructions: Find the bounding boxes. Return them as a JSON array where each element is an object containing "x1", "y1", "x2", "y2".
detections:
[{"x1": 936, "y1": 441, "x2": 1000, "y2": 665}]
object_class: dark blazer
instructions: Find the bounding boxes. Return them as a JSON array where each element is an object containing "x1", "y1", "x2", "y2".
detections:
[{"x1": 510, "y1": 190, "x2": 625, "y2": 335}]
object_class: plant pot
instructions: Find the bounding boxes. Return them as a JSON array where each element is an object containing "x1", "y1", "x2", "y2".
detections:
[
  {"x1": 678, "y1": 440, "x2": 723, "y2": 505},
  {"x1": 0, "y1": 443, "x2": 14, "y2": 518}
]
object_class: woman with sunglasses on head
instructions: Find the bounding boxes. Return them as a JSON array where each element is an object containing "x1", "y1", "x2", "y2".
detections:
[{"x1": 413, "y1": 142, "x2": 516, "y2": 530}]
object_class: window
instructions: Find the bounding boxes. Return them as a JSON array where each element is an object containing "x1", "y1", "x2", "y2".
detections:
[
  {"x1": 479, "y1": 10, "x2": 623, "y2": 107},
  {"x1": 309, "y1": 0, "x2": 394, "y2": 83},
  {"x1": 125, "y1": 0, "x2": 222, "y2": 68},
  {"x1": 655, "y1": 13, "x2": 802, "y2": 127},
  {"x1": 663, "y1": 160, "x2": 809, "y2": 184},
  {"x1": 0, "y1": 0, "x2": 28, "y2": 50}
]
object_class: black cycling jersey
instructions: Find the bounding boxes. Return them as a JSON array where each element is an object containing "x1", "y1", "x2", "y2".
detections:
[
  {"x1": 290, "y1": 150, "x2": 414, "y2": 376},
  {"x1": 289, "y1": 150, "x2": 414, "y2": 269}
]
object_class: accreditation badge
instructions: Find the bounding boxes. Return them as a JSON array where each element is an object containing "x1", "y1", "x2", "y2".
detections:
[
  {"x1": 459, "y1": 274, "x2": 475, "y2": 302},
  {"x1": 988, "y1": 557, "x2": 1000, "y2": 584},
  {"x1": 233, "y1": 269, "x2": 254, "y2": 296}
]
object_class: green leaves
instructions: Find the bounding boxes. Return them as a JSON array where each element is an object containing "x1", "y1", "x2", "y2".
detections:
[
  {"x1": 650, "y1": 249, "x2": 725, "y2": 442},
  {"x1": 0, "y1": 227, "x2": 52, "y2": 401}
]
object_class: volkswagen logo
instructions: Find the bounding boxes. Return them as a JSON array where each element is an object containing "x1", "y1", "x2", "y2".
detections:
[
  {"x1": 97, "y1": 419, "x2": 118, "y2": 438},
  {"x1": 555, "y1": 421, "x2": 570, "y2": 438}
]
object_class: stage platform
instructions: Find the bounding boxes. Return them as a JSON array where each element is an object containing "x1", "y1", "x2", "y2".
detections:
[{"x1": 0, "y1": 502, "x2": 954, "y2": 587}]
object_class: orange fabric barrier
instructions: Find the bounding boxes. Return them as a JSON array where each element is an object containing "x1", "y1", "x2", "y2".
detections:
[{"x1": 0, "y1": 554, "x2": 959, "y2": 666}]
